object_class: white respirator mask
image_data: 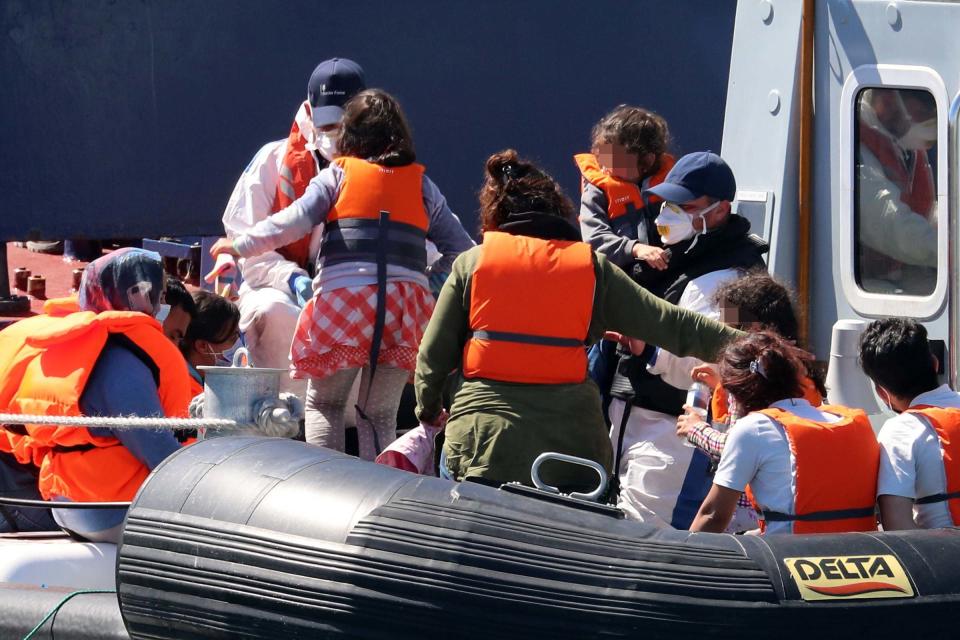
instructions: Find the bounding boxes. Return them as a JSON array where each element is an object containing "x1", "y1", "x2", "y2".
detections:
[{"x1": 655, "y1": 201, "x2": 720, "y2": 251}]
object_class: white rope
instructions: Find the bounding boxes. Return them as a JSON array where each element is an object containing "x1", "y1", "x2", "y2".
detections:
[{"x1": 0, "y1": 413, "x2": 239, "y2": 431}]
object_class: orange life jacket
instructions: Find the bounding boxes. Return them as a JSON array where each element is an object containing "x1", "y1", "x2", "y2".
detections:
[
  {"x1": 273, "y1": 102, "x2": 320, "y2": 269},
  {"x1": 574, "y1": 153, "x2": 675, "y2": 219},
  {"x1": 319, "y1": 157, "x2": 429, "y2": 272},
  {"x1": 712, "y1": 376, "x2": 822, "y2": 423},
  {"x1": 42, "y1": 296, "x2": 81, "y2": 317},
  {"x1": 0, "y1": 311, "x2": 193, "y2": 502},
  {"x1": 746, "y1": 404, "x2": 879, "y2": 534},
  {"x1": 906, "y1": 405, "x2": 960, "y2": 525},
  {"x1": 462, "y1": 232, "x2": 595, "y2": 384}
]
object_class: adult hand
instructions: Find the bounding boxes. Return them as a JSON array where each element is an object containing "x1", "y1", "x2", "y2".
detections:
[
  {"x1": 602, "y1": 332, "x2": 645, "y2": 355},
  {"x1": 626, "y1": 337, "x2": 646, "y2": 355},
  {"x1": 676, "y1": 405, "x2": 707, "y2": 439},
  {"x1": 210, "y1": 237, "x2": 240, "y2": 258},
  {"x1": 290, "y1": 275, "x2": 314, "y2": 307},
  {"x1": 633, "y1": 243, "x2": 669, "y2": 270},
  {"x1": 690, "y1": 364, "x2": 720, "y2": 390}
]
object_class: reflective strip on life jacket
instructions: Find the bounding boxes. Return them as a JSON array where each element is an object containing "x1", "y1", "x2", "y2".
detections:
[
  {"x1": 320, "y1": 157, "x2": 429, "y2": 272},
  {"x1": 749, "y1": 404, "x2": 879, "y2": 534},
  {"x1": 906, "y1": 405, "x2": 960, "y2": 526},
  {"x1": 273, "y1": 101, "x2": 319, "y2": 269},
  {"x1": 463, "y1": 232, "x2": 595, "y2": 384}
]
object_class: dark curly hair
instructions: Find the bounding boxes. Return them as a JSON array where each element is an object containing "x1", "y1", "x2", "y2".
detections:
[
  {"x1": 719, "y1": 331, "x2": 813, "y2": 414},
  {"x1": 591, "y1": 105, "x2": 670, "y2": 158},
  {"x1": 337, "y1": 89, "x2": 415, "y2": 167},
  {"x1": 478, "y1": 149, "x2": 576, "y2": 232}
]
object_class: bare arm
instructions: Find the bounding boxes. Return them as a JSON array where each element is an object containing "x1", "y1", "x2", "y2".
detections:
[
  {"x1": 690, "y1": 484, "x2": 741, "y2": 533},
  {"x1": 878, "y1": 495, "x2": 919, "y2": 531}
]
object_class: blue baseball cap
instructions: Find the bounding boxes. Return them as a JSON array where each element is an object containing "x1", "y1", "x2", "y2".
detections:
[
  {"x1": 307, "y1": 58, "x2": 366, "y2": 127},
  {"x1": 644, "y1": 151, "x2": 737, "y2": 203}
]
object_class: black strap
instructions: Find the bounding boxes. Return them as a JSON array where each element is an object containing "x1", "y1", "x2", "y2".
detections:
[
  {"x1": 607, "y1": 402, "x2": 632, "y2": 502},
  {"x1": 2, "y1": 423, "x2": 28, "y2": 436},
  {"x1": 469, "y1": 330, "x2": 584, "y2": 348},
  {"x1": 355, "y1": 210, "x2": 390, "y2": 456},
  {"x1": 761, "y1": 505, "x2": 876, "y2": 522},
  {"x1": 0, "y1": 496, "x2": 130, "y2": 510},
  {"x1": 915, "y1": 491, "x2": 960, "y2": 505}
]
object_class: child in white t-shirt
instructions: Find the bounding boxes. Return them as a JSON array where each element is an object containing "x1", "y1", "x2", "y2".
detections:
[{"x1": 859, "y1": 317, "x2": 960, "y2": 530}]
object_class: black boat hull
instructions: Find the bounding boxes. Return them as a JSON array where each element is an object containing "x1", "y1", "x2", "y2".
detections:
[{"x1": 116, "y1": 437, "x2": 960, "y2": 639}]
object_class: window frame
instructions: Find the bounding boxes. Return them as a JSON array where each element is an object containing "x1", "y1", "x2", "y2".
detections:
[{"x1": 839, "y1": 64, "x2": 949, "y2": 319}]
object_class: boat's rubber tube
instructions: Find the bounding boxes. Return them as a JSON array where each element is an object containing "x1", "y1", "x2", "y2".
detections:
[
  {"x1": 0, "y1": 584, "x2": 128, "y2": 639},
  {"x1": 117, "y1": 437, "x2": 960, "y2": 639}
]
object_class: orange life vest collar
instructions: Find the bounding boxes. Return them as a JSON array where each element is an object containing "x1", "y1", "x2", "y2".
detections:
[
  {"x1": 748, "y1": 404, "x2": 879, "y2": 534},
  {"x1": 907, "y1": 405, "x2": 960, "y2": 525},
  {"x1": 463, "y1": 232, "x2": 595, "y2": 384},
  {"x1": 573, "y1": 153, "x2": 675, "y2": 219}
]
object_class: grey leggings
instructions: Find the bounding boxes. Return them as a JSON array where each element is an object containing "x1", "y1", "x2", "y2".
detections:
[{"x1": 305, "y1": 366, "x2": 408, "y2": 461}]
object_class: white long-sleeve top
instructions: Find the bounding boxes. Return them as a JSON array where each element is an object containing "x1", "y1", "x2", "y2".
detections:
[{"x1": 221, "y1": 138, "x2": 324, "y2": 293}]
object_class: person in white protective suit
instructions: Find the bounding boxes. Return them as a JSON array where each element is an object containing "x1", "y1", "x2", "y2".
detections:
[
  {"x1": 605, "y1": 152, "x2": 767, "y2": 529},
  {"x1": 218, "y1": 58, "x2": 366, "y2": 397},
  {"x1": 856, "y1": 88, "x2": 939, "y2": 295}
]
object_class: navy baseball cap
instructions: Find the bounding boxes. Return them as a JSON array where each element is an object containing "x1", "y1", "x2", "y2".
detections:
[
  {"x1": 644, "y1": 151, "x2": 737, "y2": 203},
  {"x1": 307, "y1": 58, "x2": 366, "y2": 127}
]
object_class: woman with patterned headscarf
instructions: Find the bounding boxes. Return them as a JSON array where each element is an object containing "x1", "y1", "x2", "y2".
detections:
[{"x1": 0, "y1": 248, "x2": 194, "y2": 542}]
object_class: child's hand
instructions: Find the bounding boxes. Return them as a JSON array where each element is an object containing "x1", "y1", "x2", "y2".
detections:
[
  {"x1": 691, "y1": 364, "x2": 720, "y2": 390},
  {"x1": 632, "y1": 243, "x2": 669, "y2": 270},
  {"x1": 210, "y1": 237, "x2": 240, "y2": 258}
]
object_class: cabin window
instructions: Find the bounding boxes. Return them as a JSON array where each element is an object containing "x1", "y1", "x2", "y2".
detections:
[{"x1": 853, "y1": 88, "x2": 938, "y2": 296}]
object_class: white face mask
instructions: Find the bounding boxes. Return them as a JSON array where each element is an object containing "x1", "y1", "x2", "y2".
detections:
[
  {"x1": 204, "y1": 337, "x2": 243, "y2": 367},
  {"x1": 155, "y1": 303, "x2": 171, "y2": 323},
  {"x1": 898, "y1": 117, "x2": 937, "y2": 151},
  {"x1": 655, "y1": 201, "x2": 720, "y2": 248},
  {"x1": 317, "y1": 132, "x2": 338, "y2": 162}
]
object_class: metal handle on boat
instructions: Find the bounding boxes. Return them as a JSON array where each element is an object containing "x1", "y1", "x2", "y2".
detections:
[
  {"x1": 231, "y1": 346, "x2": 252, "y2": 368},
  {"x1": 530, "y1": 452, "x2": 609, "y2": 503}
]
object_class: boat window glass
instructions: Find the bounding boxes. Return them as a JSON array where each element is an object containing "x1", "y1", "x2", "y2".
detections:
[{"x1": 853, "y1": 88, "x2": 938, "y2": 296}]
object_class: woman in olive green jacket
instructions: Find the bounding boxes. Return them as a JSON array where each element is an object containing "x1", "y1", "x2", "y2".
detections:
[{"x1": 415, "y1": 150, "x2": 741, "y2": 491}]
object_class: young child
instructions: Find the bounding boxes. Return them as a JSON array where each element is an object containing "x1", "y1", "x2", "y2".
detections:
[
  {"x1": 577, "y1": 106, "x2": 676, "y2": 415},
  {"x1": 689, "y1": 332, "x2": 879, "y2": 535},
  {"x1": 575, "y1": 105, "x2": 675, "y2": 275},
  {"x1": 676, "y1": 271, "x2": 825, "y2": 458},
  {"x1": 211, "y1": 89, "x2": 474, "y2": 461}
]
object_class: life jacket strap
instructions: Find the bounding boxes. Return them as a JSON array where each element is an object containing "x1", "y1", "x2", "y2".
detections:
[
  {"x1": 761, "y1": 505, "x2": 876, "y2": 522},
  {"x1": 469, "y1": 330, "x2": 584, "y2": 348},
  {"x1": 51, "y1": 442, "x2": 121, "y2": 454},
  {"x1": 321, "y1": 218, "x2": 427, "y2": 272},
  {"x1": 915, "y1": 491, "x2": 960, "y2": 505}
]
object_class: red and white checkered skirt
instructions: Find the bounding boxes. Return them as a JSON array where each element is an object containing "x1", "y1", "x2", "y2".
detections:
[{"x1": 290, "y1": 282, "x2": 435, "y2": 380}]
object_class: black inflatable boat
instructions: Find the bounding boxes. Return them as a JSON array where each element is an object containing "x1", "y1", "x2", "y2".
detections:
[{"x1": 107, "y1": 436, "x2": 959, "y2": 639}]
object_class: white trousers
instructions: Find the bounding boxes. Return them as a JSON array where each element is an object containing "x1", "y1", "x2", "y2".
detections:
[
  {"x1": 236, "y1": 285, "x2": 307, "y2": 398},
  {"x1": 609, "y1": 399, "x2": 701, "y2": 529}
]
